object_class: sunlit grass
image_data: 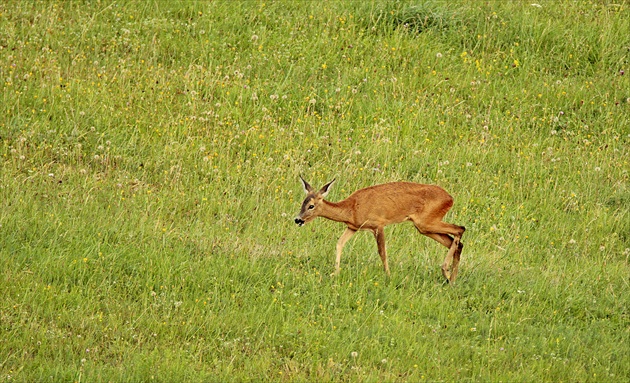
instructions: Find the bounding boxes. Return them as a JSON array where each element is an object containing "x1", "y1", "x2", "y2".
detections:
[{"x1": 1, "y1": 1, "x2": 629, "y2": 381}]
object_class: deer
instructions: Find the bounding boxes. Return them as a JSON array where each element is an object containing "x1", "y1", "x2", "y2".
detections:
[{"x1": 294, "y1": 176, "x2": 466, "y2": 282}]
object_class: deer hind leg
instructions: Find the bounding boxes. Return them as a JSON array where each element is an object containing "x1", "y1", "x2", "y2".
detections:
[
  {"x1": 335, "y1": 227, "x2": 356, "y2": 275},
  {"x1": 373, "y1": 227, "x2": 390, "y2": 276},
  {"x1": 413, "y1": 220, "x2": 465, "y2": 283},
  {"x1": 449, "y1": 240, "x2": 464, "y2": 282},
  {"x1": 421, "y1": 232, "x2": 456, "y2": 281}
]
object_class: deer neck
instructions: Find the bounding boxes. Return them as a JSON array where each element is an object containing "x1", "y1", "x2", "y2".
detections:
[{"x1": 320, "y1": 199, "x2": 353, "y2": 224}]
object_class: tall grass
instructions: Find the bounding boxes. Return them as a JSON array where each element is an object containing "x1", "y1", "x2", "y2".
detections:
[{"x1": 1, "y1": 1, "x2": 629, "y2": 381}]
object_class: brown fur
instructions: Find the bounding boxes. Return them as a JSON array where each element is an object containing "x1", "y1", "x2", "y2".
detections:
[{"x1": 295, "y1": 179, "x2": 465, "y2": 282}]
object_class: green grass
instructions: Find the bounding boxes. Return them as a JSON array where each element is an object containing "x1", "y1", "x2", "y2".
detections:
[{"x1": 1, "y1": 0, "x2": 629, "y2": 381}]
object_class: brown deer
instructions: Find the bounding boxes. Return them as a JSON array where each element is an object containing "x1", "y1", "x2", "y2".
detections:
[{"x1": 294, "y1": 177, "x2": 465, "y2": 282}]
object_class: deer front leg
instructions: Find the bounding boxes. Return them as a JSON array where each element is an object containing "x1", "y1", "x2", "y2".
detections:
[
  {"x1": 335, "y1": 227, "x2": 356, "y2": 275},
  {"x1": 374, "y1": 227, "x2": 390, "y2": 276}
]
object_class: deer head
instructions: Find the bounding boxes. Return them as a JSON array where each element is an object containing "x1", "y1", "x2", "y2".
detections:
[{"x1": 294, "y1": 176, "x2": 335, "y2": 226}]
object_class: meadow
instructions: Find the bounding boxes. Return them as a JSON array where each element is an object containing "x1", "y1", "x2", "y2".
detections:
[{"x1": 1, "y1": 0, "x2": 629, "y2": 381}]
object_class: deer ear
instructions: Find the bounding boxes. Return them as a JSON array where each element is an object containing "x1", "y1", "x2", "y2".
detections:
[
  {"x1": 300, "y1": 175, "x2": 314, "y2": 194},
  {"x1": 319, "y1": 179, "x2": 335, "y2": 197}
]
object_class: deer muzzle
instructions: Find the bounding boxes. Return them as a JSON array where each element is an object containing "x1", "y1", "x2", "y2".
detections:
[{"x1": 294, "y1": 218, "x2": 305, "y2": 226}]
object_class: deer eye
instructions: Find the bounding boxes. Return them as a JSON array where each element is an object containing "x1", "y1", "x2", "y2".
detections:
[{"x1": 308, "y1": 204, "x2": 315, "y2": 210}]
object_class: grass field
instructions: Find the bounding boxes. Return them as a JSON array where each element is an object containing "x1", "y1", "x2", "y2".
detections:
[{"x1": 1, "y1": 1, "x2": 629, "y2": 381}]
